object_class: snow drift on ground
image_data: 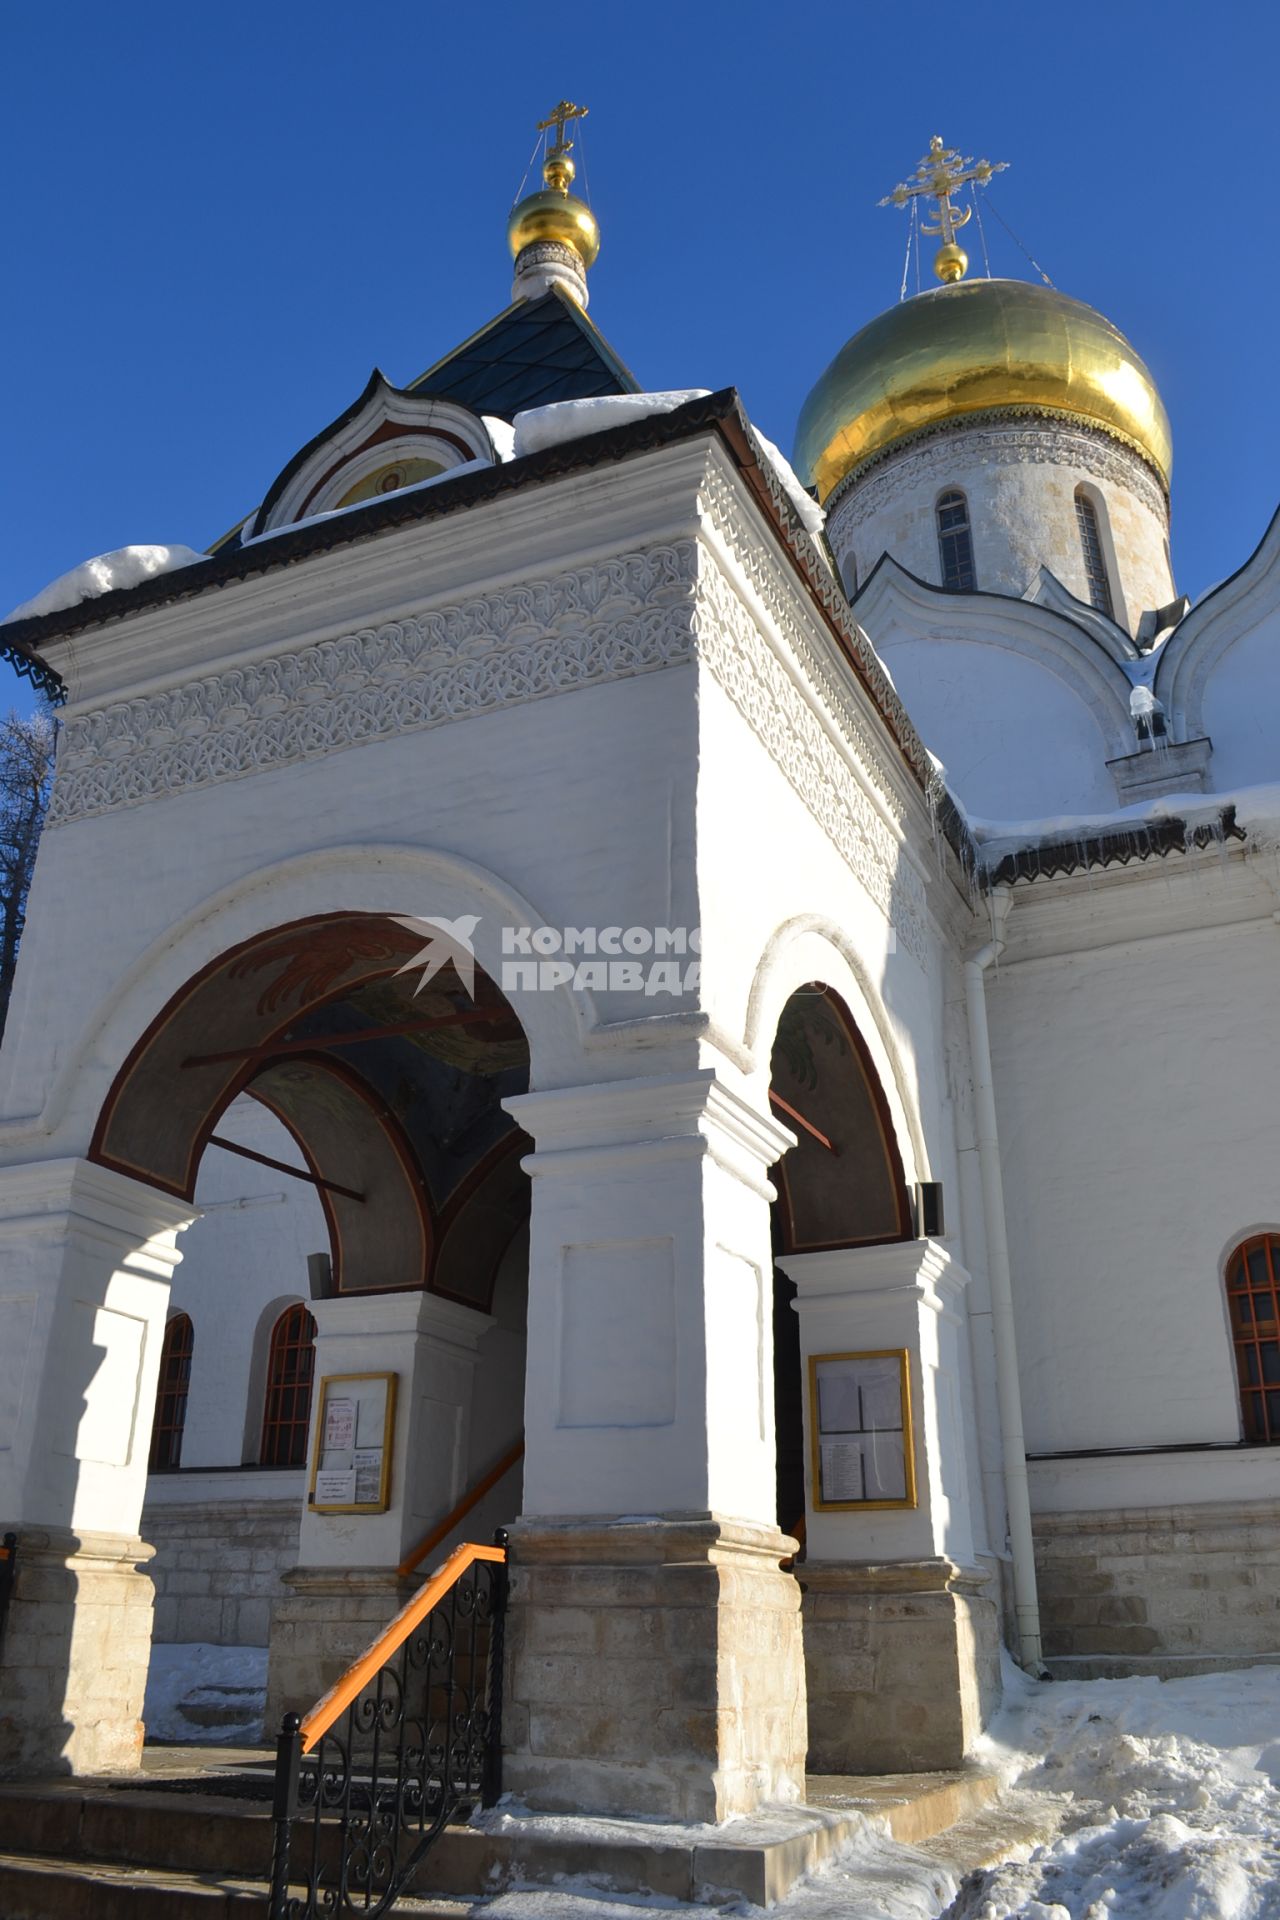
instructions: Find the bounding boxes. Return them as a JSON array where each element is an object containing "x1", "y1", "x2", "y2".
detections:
[
  {"x1": 469, "y1": 1662, "x2": 1280, "y2": 1920},
  {"x1": 2, "y1": 545, "x2": 208, "y2": 623},
  {"x1": 945, "y1": 1657, "x2": 1280, "y2": 1920},
  {"x1": 143, "y1": 1641, "x2": 268, "y2": 1746}
]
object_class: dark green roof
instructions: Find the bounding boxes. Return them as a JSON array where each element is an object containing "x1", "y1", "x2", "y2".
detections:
[{"x1": 408, "y1": 287, "x2": 639, "y2": 417}]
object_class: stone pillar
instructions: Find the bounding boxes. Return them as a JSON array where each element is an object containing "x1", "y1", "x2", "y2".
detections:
[
  {"x1": 780, "y1": 1240, "x2": 1000, "y2": 1773},
  {"x1": 0, "y1": 1159, "x2": 194, "y2": 1776},
  {"x1": 266, "y1": 1289, "x2": 494, "y2": 1729},
  {"x1": 500, "y1": 1071, "x2": 806, "y2": 1823}
]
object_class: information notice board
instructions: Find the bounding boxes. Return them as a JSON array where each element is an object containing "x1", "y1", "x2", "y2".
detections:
[
  {"x1": 807, "y1": 1349, "x2": 916, "y2": 1511},
  {"x1": 309, "y1": 1372, "x2": 397, "y2": 1514}
]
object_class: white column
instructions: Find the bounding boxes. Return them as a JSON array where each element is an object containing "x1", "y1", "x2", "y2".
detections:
[
  {"x1": 295, "y1": 1288, "x2": 494, "y2": 1571},
  {"x1": 780, "y1": 1239, "x2": 1001, "y2": 1774},
  {"x1": 779, "y1": 1238, "x2": 975, "y2": 1564},
  {"x1": 266, "y1": 1289, "x2": 496, "y2": 1731},
  {"x1": 0, "y1": 1157, "x2": 196, "y2": 1776},
  {"x1": 497, "y1": 1071, "x2": 808, "y2": 1823},
  {"x1": 507, "y1": 1068, "x2": 795, "y2": 1526}
]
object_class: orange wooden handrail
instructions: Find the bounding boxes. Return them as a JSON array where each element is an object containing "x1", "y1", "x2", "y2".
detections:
[
  {"x1": 299, "y1": 1540, "x2": 507, "y2": 1753},
  {"x1": 397, "y1": 1439, "x2": 525, "y2": 1579}
]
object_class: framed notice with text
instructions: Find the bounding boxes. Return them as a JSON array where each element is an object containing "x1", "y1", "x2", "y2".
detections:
[
  {"x1": 808, "y1": 1349, "x2": 916, "y2": 1510},
  {"x1": 308, "y1": 1372, "x2": 397, "y2": 1514}
]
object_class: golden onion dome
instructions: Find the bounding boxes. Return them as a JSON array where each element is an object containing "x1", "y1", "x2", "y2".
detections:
[
  {"x1": 794, "y1": 278, "x2": 1172, "y2": 506},
  {"x1": 506, "y1": 148, "x2": 600, "y2": 269}
]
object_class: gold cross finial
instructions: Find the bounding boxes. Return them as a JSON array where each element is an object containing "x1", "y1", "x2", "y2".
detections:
[
  {"x1": 535, "y1": 99, "x2": 589, "y2": 193},
  {"x1": 879, "y1": 134, "x2": 1009, "y2": 283}
]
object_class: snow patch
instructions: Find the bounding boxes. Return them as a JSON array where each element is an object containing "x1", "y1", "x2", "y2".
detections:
[
  {"x1": 143, "y1": 1641, "x2": 268, "y2": 1746},
  {"x1": 945, "y1": 1657, "x2": 1280, "y2": 1920},
  {"x1": 3, "y1": 545, "x2": 207, "y2": 624},
  {"x1": 240, "y1": 459, "x2": 492, "y2": 546},
  {"x1": 962, "y1": 780, "x2": 1280, "y2": 870},
  {"x1": 512, "y1": 392, "x2": 712, "y2": 458},
  {"x1": 749, "y1": 427, "x2": 826, "y2": 539},
  {"x1": 484, "y1": 415, "x2": 518, "y2": 463},
  {"x1": 511, "y1": 395, "x2": 825, "y2": 543}
]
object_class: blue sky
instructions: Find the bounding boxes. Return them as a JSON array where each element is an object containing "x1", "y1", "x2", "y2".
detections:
[{"x1": 2, "y1": 2, "x2": 1276, "y2": 713}]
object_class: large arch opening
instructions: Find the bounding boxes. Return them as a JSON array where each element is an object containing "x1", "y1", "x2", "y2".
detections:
[
  {"x1": 768, "y1": 983, "x2": 913, "y2": 1541},
  {"x1": 96, "y1": 911, "x2": 534, "y2": 1743}
]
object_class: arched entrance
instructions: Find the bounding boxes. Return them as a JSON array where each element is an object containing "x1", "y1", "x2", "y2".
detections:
[
  {"x1": 91, "y1": 909, "x2": 534, "y2": 1732},
  {"x1": 768, "y1": 982, "x2": 913, "y2": 1537}
]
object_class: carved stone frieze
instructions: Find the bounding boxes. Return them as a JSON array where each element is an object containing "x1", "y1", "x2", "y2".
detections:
[
  {"x1": 828, "y1": 416, "x2": 1168, "y2": 536},
  {"x1": 47, "y1": 545, "x2": 700, "y2": 827},
  {"x1": 693, "y1": 549, "x2": 929, "y2": 968},
  {"x1": 696, "y1": 461, "x2": 925, "y2": 829}
]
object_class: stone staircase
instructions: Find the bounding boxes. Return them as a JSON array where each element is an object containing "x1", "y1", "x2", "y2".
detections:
[{"x1": 0, "y1": 1752, "x2": 1031, "y2": 1918}]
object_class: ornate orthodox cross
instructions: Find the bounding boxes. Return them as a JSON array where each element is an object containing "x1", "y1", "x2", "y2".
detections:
[
  {"x1": 879, "y1": 135, "x2": 1008, "y2": 245},
  {"x1": 537, "y1": 99, "x2": 589, "y2": 160}
]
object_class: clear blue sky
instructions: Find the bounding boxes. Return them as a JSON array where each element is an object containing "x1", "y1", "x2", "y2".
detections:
[{"x1": 2, "y1": 1, "x2": 1276, "y2": 714}]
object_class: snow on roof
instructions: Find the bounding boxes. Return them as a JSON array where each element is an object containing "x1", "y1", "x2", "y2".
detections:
[
  {"x1": 2, "y1": 545, "x2": 207, "y2": 626},
  {"x1": 511, "y1": 393, "x2": 826, "y2": 542}
]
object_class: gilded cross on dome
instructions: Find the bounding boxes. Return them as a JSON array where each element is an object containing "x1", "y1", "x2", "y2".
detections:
[
  {"x1": 879, "y1": 135, "x2": 1009, "y2": 283},
  {"x1": 536, "y1": 99, "x2": 589, "y2": 189}
]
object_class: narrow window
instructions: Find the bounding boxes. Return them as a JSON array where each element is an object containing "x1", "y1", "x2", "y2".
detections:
[
  {"x1": 1225, "y1": 1235, "x2": 1280, "y2": 1442},
  {"x1": 260, "y1": 1304, "x2": 317, "y2": 1467},
  {"x1": 1075, "y1": 490, "x2": 1114, "y2": 617},
  {"x1": 149, "y1": 1313, "x2": 194, "y2": 1470},
  {"x1": 936, "y1": 490, "x2": 976, "y2": 590}
]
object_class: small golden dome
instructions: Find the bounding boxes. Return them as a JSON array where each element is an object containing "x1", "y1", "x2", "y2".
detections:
[
  {"x1": 507, "y1": 149, "x2": 600, "y2": 268},
  {"x1": 795, "y1": 278, "x2": 1172, "y2": 505}
]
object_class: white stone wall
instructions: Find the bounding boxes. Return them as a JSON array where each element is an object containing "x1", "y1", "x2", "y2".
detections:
[
  {"x1": 988, "y1": 853, "x2": 1280, "y2": 1492},
  {"x1": 828, "y1": 421, "x2": 1174, "y2": 636},
  {"x1": 161, "y1": 1096, "x2": 328, "y2": 1469}
]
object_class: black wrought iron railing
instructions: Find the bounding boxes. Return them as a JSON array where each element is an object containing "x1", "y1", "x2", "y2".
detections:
[{"x1": 268, "y1": 1530, "x2": 508, "y2": 1919}]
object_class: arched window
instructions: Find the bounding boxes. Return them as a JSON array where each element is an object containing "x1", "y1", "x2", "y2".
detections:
[
  {"x1": 936, "y1": 490, "x2": 976, "y2": 590},
  {"x1": 1226, "y1": 1236, "x2": 1280, "y2": 1442},
  {"x1": 149, "y1": 1313, "x2": 194, "y2": 1470},
  {"x1": 1074, "y1": 489, "x2": 1114, "y2": 617},
  {"x1": 260, "y1": 1304, "x2": 317, "y2": 1467}
]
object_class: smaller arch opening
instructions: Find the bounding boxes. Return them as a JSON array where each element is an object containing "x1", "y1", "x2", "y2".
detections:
[
  {"x1": 936, "y1": 489, "x2": 976, "y2": 591},
  {"x1": 1225, "y1": 1233, "x2": 1280, "y2": 1443},
  {"x1": 148, "y1": 1312, "x2": 194, "y2": 1471},
  {"x1": 1074, "y1": 487, "x2": 1115, "y2": 618},
  {"x1": 260, "y1": 1303, "x2": 317, "y2": 1467}
]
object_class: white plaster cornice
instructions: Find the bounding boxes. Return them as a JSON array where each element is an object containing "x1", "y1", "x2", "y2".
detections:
[
  {"x1": 778, "y1": 1239, "x2": 967, "y2": 1316},
  {"x1": 505, "y1": 1070, "x2": 794, "y2": 1201},
  {"x1": 0, "y1": 1155, "x2": 197, "y2": 1248}
]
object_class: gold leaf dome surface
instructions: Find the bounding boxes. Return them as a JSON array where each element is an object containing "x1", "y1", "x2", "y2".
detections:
[
  {"x1": 794, "y1": 278, "x2": 1171, "y2": 505},
  {"x1": 507, "y1": 185, "x2": 600, "y2": 267}
]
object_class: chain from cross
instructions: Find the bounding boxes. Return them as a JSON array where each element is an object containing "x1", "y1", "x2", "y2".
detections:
[
  {"x1": 536, "y1": 99, "x2": 589, "y2": 159},
  {"x1": 879, "y1": 135, "x2": 1009, "y2": 246}
]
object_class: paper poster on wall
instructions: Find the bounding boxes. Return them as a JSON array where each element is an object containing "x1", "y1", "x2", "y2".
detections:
[
  {"x1": 324, "y1": 1397, "x2": 357, "y2": 1452},
  {"x1": 809, "y1": 1350, "x2": 915, "y2": 1511},
  {"x1": 309, "y1": 1373, "x2": 397, "y2": 1513}
]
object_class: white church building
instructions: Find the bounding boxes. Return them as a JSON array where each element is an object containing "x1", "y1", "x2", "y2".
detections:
[{"x1": 0, "y1": 121, "x2": 1277, "y2": 1823}]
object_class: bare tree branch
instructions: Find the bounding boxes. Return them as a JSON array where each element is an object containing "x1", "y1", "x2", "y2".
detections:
[{"x1": 0, "y1": 708, "x2": 55, "y2": 1038}]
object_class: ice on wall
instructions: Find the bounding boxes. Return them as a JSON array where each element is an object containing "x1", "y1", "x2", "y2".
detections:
[{"x1": 2, "y1": 544, "x2": 207, "y2": 624}]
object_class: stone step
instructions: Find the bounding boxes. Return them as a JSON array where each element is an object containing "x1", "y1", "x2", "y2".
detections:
[
  {"x1": 913, "y1": 1787, "x2": 1063, "y2": 1878},
  {"x1": 0, "y1": 1765, "x2": 1006, "y2": 1910},
  {"x1": 0, "y1": 1851, "x2": 470, "y2": 1920}
]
